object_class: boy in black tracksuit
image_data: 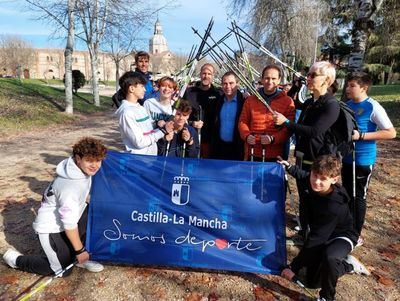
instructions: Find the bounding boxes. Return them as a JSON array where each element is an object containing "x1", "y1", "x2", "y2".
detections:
[
  {"x1": 279, "y1": 155, "x2": 370, "y2": 301},
  {"x1": 157, "y1": 100, "x2": 200, "y2": 158}
]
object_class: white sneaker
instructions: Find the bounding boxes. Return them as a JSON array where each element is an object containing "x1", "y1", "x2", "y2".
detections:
[
  {"x1": 3, "y1": 249, "x2": 22, "y2": 269},
  {"x1": 76, "y1": 260, "x2": 104, "y2": 272},
  {"x1": 345, "y1": 255, "x2": 370, "y2": 276}
]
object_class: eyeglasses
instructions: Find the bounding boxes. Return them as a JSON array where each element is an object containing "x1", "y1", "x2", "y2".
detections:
[{"x1": 307, "y1": 72, "x2": 325, "y2": 79}]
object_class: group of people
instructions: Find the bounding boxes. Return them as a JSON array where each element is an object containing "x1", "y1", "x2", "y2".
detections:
[{"x1": 3, "y1": 50, "x2": 396, "y2": 301}]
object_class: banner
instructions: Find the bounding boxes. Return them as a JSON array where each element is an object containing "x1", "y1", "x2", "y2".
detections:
[{"x1": 87, "y1": 150, "x2": 286, "y2": 275}]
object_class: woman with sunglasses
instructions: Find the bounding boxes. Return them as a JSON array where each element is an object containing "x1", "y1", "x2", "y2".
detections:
[{"x1": 274, "y1": 61, "x2": 340, "y2": 239}]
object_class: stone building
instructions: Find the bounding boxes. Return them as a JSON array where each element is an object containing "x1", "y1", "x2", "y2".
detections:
[
  {"x1": 1, "y1": 18, "x2": 177, "y2": 80},
  {"x1": 30, "y1": 49, "x2": 134, "y2": 81}
]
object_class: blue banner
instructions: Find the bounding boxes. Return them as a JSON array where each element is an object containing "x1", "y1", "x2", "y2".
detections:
[{"x1": 87, "y1": 150, "x2": 286, "y2": 275}]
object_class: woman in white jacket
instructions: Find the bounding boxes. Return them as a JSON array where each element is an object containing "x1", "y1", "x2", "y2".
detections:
[{"x1": 3, "y1": 137, "x2": 107, "y2": 276}]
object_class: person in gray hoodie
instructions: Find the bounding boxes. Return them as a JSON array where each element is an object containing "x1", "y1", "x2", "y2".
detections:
[{"x1": 3, "y1": 137, "x2": 107, "y2": 276}]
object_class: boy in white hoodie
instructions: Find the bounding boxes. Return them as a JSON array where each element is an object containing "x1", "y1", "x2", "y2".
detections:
[
  {"x1": 116, "y1": 72, "x2": 173, "y2": 155},
  {"x1": 3, "y1": 137, "x2": 107, "y2": 276}
]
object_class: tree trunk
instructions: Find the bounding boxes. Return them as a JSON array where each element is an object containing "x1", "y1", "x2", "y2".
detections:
[
  {"x1": 89, "y1": 47, "x2": 100, "y2": 106},
  {"x1": 64, "y1": 0, "x2": 75, "y2": 114},
  {"x1": 387, "y1": 59, "x2": 395, "y2": 84},
  {"x1": 342, "y1": 0, "x2": 383, "y2": 100},
  {"x1": 347, "y1": 0, "x2": 383, "y2": 72},
  {"x1": 115, "y1": 60, "x2": 120, "y2": 92}
]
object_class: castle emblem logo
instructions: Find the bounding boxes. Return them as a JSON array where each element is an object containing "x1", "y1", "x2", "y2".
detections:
[{"x1": 171, "y1": 175, "x2": 190, "y2": 205}]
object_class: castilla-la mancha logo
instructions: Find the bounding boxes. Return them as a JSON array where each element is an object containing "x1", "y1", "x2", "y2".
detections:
[{"x1": 171, "y1": 175, "x2": 190, "y2": 205}]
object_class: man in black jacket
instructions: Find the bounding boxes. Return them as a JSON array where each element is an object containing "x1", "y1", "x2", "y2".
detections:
[
  {"x1": 212, "y1": 71, "x2": 244, "y2": 161},
  {"x1": 279, "y1": 155, "x2": 370, "y2": 301},
  {"x1": 184, "y1": 63, "x2": 220, "y2": 158}
]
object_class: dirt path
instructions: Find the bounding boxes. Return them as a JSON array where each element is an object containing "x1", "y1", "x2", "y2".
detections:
[{"x1": 0, "y1": 110, "x2": 399, "y2": 301}]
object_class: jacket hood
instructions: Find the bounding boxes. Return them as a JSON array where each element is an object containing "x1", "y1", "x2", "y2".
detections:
[{"x1": 56, "y1": 157, "x2": 88, "y2": 180}]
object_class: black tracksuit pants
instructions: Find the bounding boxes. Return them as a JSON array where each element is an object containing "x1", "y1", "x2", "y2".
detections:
[
  {"x1": 342, "y1": 163, "x2": 373, "y2": 235},
  {"x1": 296, "y1": 239, "x2": 354, "y2": 300},
  {"x1": 16, "y1": 207, "x2": 88, "y2": 276}
]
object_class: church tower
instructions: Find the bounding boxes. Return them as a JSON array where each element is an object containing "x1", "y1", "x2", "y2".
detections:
[{"x1": 149, "y1": 18, "x2": 168, "y2": 54}]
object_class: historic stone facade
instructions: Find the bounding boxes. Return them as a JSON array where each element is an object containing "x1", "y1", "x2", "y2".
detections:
[
  {"x1": 30, "y1": 49, "x2": 134, "y2": 81},
  {"x1": 1, "y1": 19, "x2": 177, "y2": 80}
]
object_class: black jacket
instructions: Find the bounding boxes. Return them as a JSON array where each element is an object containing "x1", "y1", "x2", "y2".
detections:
[
  {"x1": 287, "y1": 165, "x2": 358, "y2": 273},
  {"x1": 184, "y1": 82, "x2": 220, "y2": 143},
  {"x1": 287, "y1": 93, "x2": 340, "y2": 162},
  {"x1": 211, "y1": 90, "x2": 245, "y2": 160},
  {"x1": 157, "y1": 125, "x2": 200, "y2": 158}
]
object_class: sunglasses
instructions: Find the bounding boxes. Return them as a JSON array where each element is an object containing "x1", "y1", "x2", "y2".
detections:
[{"x1": 307, "y1": 72, "x2": 325, "y2": 79}]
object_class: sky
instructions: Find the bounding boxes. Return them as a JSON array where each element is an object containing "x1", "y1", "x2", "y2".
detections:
[{"x1": 0, "y1": 0, "x2": 246, "y2": 55}]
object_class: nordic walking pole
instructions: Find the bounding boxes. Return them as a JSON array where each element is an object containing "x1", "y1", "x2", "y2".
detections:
[
  {"x1": 14, "y1": 261, "x2": 76, "y2": 301},
  {"x1": 182, "y1": 141, "x2": 186, "y2": 158},
  {"x1": 261, "y1": 137, "x2": 266, "y2": 199},
  {"x1": 230, "y1": 25, "x2": 305, "y2": 79},
  {"x1": 191, "y1": 27, "x2": 275, "y2": 115},
  {"x1": 232, "y1": 20, "x2": 256, "y2": 86},
  {"x1": 278, "y1": 155, "x2": 301, "y2": 231},
  {"x1": 262, "y1": 140, "x2": 266, "y2": 163},
  {"x1": 165, "y1": 141, "x2": 170, "y2": 157},
  {"x1": 197, "y1": 105, "x2": 203, "y2": 159},
  {"x1": 292, "y1": 276, "x2": 316, "y2": 298},
  {"x1": 352, "y1": 141, "x2": 356, "y2": 229},
  {"x1": 177, "y1": 18, "x2": 214, "y2": 100},
  {"x1": 203, "y1": 30, "x2": 276, "y2": 115}
]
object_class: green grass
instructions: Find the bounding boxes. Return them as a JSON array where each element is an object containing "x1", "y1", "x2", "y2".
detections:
[
  {"x1": 99, "y1": 80, "x2": 117, "y2": 87},
  {"x1": 0, "y1": 78, "x2": 113, "y2": 136},
  {"x1": 369, "y1": 84, "x2": 400, "y2": 99},
  {"x1": 23, "y1": 78, "x2": 64, "y2": 85},
  {"x1": 369, "y1": 85, "x2": 400, "y2": 133}
]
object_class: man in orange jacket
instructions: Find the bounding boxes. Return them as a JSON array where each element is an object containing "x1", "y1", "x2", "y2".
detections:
[{"x1": 239, "y1": 65, "x2": 295, "y2": 161}]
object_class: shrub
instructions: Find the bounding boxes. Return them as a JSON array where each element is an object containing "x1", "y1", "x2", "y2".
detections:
[{"x1": 64, "y1": 70, "x2": 86, "y2": 93}]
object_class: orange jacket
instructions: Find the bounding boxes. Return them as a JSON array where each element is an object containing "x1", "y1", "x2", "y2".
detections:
[{"x1": 238, "y1": 91, "x2": 295, "y2": 160}]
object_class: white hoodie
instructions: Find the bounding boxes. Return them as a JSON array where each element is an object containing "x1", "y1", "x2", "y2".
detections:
[
  {"x1": 33, "y1": 157, "x2": 90, "y2": 234},
  {"x1": 115, "y1": 100, "x2": 164, "y2": 155}
]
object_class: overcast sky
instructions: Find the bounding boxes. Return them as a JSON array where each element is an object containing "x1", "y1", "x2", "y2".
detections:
[{"x1": 0, "y1": 0, "x2": 246, "y2": 55}]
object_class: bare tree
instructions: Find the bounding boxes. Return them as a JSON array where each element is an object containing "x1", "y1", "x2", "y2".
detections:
[
  {"x1": 25, "y1": 0, "x2": 173, "y2": 107},
  {"x1": 228, "y1": 0, "x2": 326, "y2": 67},
  {"x1": 0, "y1": 35, "x2": 36, "y2": 77},
  {"x1": 172, "y1": 52, "x2": 189, "y2": 75},
  {"x1": 102, "y1": 24, "x2": 145, "y2": 91}
]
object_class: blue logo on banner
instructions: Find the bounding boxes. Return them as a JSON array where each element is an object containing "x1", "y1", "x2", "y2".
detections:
[{"x1": 86, "y1": 151, "x2": 287, "y2": 275}]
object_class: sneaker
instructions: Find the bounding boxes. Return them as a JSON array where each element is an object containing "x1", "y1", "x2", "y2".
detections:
[
  {"x1": 76, "y1": 260, "x2": 104, "y2": 272},
  {"x1": 344, "y1": 255, "x2": 370, "y2": 276},
  {"x1": 3, "y1": 249, "x2": 22, "y2": 269}
]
